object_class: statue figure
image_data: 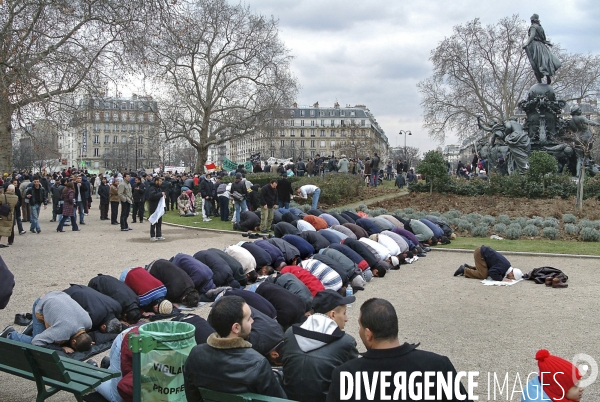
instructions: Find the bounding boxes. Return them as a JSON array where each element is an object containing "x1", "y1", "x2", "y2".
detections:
[
  {"x1": 522, "y1": 14, "x2": 561, "y2": 84},
  {"x1": 566, "y1": 105, "x2": 600, "y2": 176},
  {"x1": 477, "y1": 116, "x2": 530, "y2": 174}
]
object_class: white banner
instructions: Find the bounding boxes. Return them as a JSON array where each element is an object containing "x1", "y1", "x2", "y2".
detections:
[{"x1": 149, "y1": 197, "x2": 165, "y2": 224}]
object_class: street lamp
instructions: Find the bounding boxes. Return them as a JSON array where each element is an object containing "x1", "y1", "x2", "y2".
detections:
[{"x1": 398, "y1": 130, "x2": 412, "y2": 162}]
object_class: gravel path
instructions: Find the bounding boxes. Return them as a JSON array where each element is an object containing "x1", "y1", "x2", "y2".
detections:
[{"x1": 1, "y1": 207, "x2": 598, "y2": 401}]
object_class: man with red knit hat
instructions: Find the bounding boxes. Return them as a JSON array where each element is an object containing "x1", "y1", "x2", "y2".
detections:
[{"x1": 521, "y1": 349, "x2": 584, "y2": 401}]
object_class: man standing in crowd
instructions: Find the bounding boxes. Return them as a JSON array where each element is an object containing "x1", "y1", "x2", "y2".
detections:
[
  {"x1": 131, "y1": 176, "x2": 145, "y2": 223},
  {"x1": 74, "y1": 175, "x2": 87, "y2": 225},
  {"x1": 25, "y1": 176, "x2": 48, "y2": 234},
  {"x1": 277, "y1": 174, "x2": 293, "y2": 209},
  {"x1": 283, "y1": 290, "x2": 358, "y2": 401},
  {"x1": 148, "y1": 176, "x2": 166, "y2": 241},
  {"x1": 328, "y1": 298, "x2": 469, "y2": 401},
  {"x1": 183, "y1": 296, "x2": 287, "y2": 399},
  {"x1": 370, "y1": 152, "x2": 380, "y2": 187},
  {"x1": 118, "y1": 173, "x2": 133, "y2": 232},
  {"x1": 19, "y1": 175, "x2": 31, "y2": 222},
  {"x1": 260, "y1": 179, "x2": 278, "y2": 234}
]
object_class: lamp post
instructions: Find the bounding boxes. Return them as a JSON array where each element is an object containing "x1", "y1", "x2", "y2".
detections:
[{"x1": 399, "y1": 130, "x2": 412, "y2": 163}]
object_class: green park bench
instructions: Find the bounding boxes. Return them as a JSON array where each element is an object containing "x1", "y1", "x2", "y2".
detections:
[{"x1": 0, "y1": 337, "x2": 120, "y2": 402}]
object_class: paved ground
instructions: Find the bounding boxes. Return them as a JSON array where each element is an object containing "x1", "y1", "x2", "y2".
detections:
[{"x1": 1, "y1": 207, "x2": 599, "y2": 401}]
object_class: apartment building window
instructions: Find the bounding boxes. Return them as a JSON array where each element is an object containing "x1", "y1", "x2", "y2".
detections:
[
  {"x1": 300, "y1": 129, "x2": 305, "y2": 137},
  {"x1": 281, "y1": 140, "x2": 285, "y2": 147},
  {"x1": 311, "y1": 129, "x2": 315, "y2": 137},
  {"x1": 121, "y1": 136, "x2": 127, "y2": 143},
  {"x1": 93, "y1": 135, "x2": 100, "y2": 144},
  {"x1": 270, "y1": 150, "x2": 275, "y2": 157},
  {"x1": 121, "y1": 124, "x2": 127, "y2": 132},
  {"x1": 138, "y1": 137, "x2": 143, "y2": 144},
  {"x1": 341, "y1": 130, "x2": 346, "y2": 137},
  {"x1": 330, "y1": 120, "x2": 335, "y2": 127},
  {"x1": 94, "y1": 148, "x2": 99, "y2": 157},
  {"x1": 320, "y1": 111, "x2": 325, "y2": 117},
  {"x1": 331, "y1": 141, "x2": 336, "y2": 147},
  {"x1": 351, "y1": 130, "x2": 356, "y2": 136},
  {"x1": 138, "y1": 149, "x2": 143, "y2": 158},
  {"x1": 330, "y1": 130, "x2": 335, "y2": 137},
  {"x1": 148, "y1": 114, "x2": 154, "y2": 122},
  {"x1": 104, "y1": 112, "x2": 110, "y2": 121},
  {"x1": 350, "y1": 111, "x2": 355, "y2": 117},
  {"x1": 94, "y1": 124, "x2": 100, "y2": 131},
  {"x1": 129, "y1": 124, "x2": 134, "y2": 132},
  {"x1": 113, "y1": 135, "x2": 118, "y2": 144},
  {"x1": 104, "y1": 123, "x2": 110, "y2": 131},
  {"x1": 300, "y1": 140, "x2": 305, "y2": 148},
  {"x1": 138, "y1": 114, "x2": 144, "y2": 122},
  {"x1": 280, "y1": 129, "x2": 285, "y2": 136},
  {"x1": 291, "y1": 140, "x2": 295, "y2": 147},
  {"x1": 330, "y1": 110, "x2": 335, "y2": 116},
  {"x1": 320, "y1": 119, "x2": 325, "y2": 126},
  {"x1": 361, "y1": 130, "x2": 366, "y2": 137},
  {"x1": 104, "y1": 135, "x2": 110, "y2": 144},
  {"x1": 351, "y1": 119, "x2": 355, "y2": 125},
  {"x1": 95, "y1": 112, "x2": 100, "y2": 120},
  {"x1": 311, "y1": 150, "x2": 315, "y2": 158},
  {"x1": 290, "y1": 120, "x2": 294, "y2": 126},
  {"x1": 289, "y1": 110, "x2": 295, "y2": 117},
  {"x1": 320, "y1": 130, "x2": 325, "y2": 137},
  {"x1": 320, "y1": 141, "x2": 326, "y2": 148},
  {"x1": 300, "y1": 110, "x2": 305, "y2": 117},
  {"x1": 311, "y1": 140, "x2": 315, "y2": 147},
  {"x1": 113, "y1": 112, "x2": 118, "y2": 121},
  {"x1": 340, "y1": 110, "x2": 345, "y2": 116},
  {"x1": 113, "y1": 124, "x2": 119, "y2": 131},
  {"x1": 310, "y1": 120, "x2": 315, "y2": 126},
  {"x1": 361, "y1": 120, "x2": 366, "y2": 127},
  {"x1": 290, "y1": 129, "x2": 295, "y2": 137},
  {"x1": 300, "y1": 120, "x2": 304, "y2": 126}
]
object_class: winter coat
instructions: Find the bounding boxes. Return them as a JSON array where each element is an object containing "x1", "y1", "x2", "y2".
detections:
[
  {"x1": 328, "y1": 243, "x2": 369, "y2": 271},
  {"x1": 231, "y1": 179, "x2": 247, "y2": 200},
  {"x1": 306, "y1": 161, "x2": 315, "y2": 174},
  {"x1": 63, "y1": 284, "x2": 122, "y2": 330},
  {"x1": 170, "y1": 253, "x2": 215, "y2": 294},
  {"x1": 25, "y1": 185, "x2": 48, "y2": 206},
  {"x1": 246, "y1": 185, "x2": 260, "y2": 210},
  {"x1": 260, "y1": 183, "x2": 278, "y2": 208},
  {"x1": 248, "y1": 306, "x2": 284, "y2": 357},
  {"x1": 337, "y1": 158, "x2": 349, "y2": 173},
  {"x1": 131, "y1": 182, "x2": 145, "y2": 203},
  {"x1": 331, "y1": 225, "x2": 357, "y2": 240},
  {"x1": 355, "y1": 218, "x2": 382, "y2": 235},
  {"x1": 266, "y1": 238, "x2": 301, "y2": 264},
  {"x1": 239, "y1": 211, "x2": 261, "y2": 232},
  {"x1": 312, "y1": 254, "x2": 349, "y2": 285},
  {"x1": 254, "y1": 240, "x2": 286, "y2": 268},
  {"x1": 341, "y1": 223, "x2": 369, "y2": 239},
  {"x1": 303, "y1": 215, "x2": 328, "y2": 230},
  {"x1": 420, "y1": 218, "x2": 444, "y2": 239},
  {"x1": 199, "y1": 178, "x2": 214, "y2": 199},
  {"x1": 299, "y1": 259, "x2": 343, "y2": 291},
  {"x1": 274, "y1": 221, "x2": 301, "y2": 238},
  {"x1": 193, "y1": 250, "x2": 240, "y2": 288},
  {"x1": 255, "y1": 282, "x2": 306, "y2": 328},
  {"x1": 320, "y1": 248, "x2": 358, "y2": 282},
  {"x1": 88, "y1": 274, "x2": 140, "y2": 317},
  {"x1": 298, "y1": 231, "x2": 331, "y2": 253},
  {"x1": 0, "y1": 192, "x2": 17, "y2": 237},
  {"x1": 61, "y1": 189, "x2": 76, "y2": 217},
  {"x1": 318, "y1": 228, "x2": 346, "y2": 244},
  {"x1": 177, "y1": 195, "x2": 191, "y2": 215},
  {"x1": 270, "y1": 273, "x2": 313, "y2": 311},
  {"x1": 282, "y1": 235, "x2": 314, "y2": 260},
  {"x1": 522, "y1": 267, "x2": 568, "y2": 284},
  {"x1": 424, "y1": 215, "x2": 454, "y2": 237},
  {"x1": 480, "y1": 246, "x2": 512, "y2": 281},
  {"x1": 329, "y1": 213, "x2": 348, "y2": 225},
  {"x1": 122, "y1": 267, "x2": 167, "y2": 308},
  {"x1": 0, "y1": 257, "x2": 15, "y2": 309},
  {"x1": 408, "y1": 219, "x2": 434, "y2": 242},
  {"x1": 109, "y1": 184, "x2": 120, "y2": 202},
  {"x1": 319, "y1": 214, "x2": 340, "y2": 227},
  {"x1": 240, "y1": 241, "x2": 273, "y2": 269},
  {"x1": 209, "y1": 248, "x2": 247, "y2": 286},
  {"x1": 341, "y1": 238, "x2": 380, "y2": 269},
  {"x1": 280, "y1": 265, "x2": 325, "y2": 296},
  {"x1": 183, "y1": 334, "x2": 287, "y2": 400},
  {"x1": 147, "y1": 182, "x2": 163, "y2": 214},
  {"x1": 98, "y1": 183, "x2": 110, "y2": 204},
  {"x1": 147, "y1": 259, "x2": 196, "y2": 303},
  {"x1": 223, "y1": 289, "x2": 277, "y2": 319},
  {"x1": 283, "y1": 315, "x2": 358, "y2": 402}
]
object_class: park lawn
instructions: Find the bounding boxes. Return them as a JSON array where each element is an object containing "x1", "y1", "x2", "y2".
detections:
[
  {"x1": 437, "y1": 236, "x2": 600, "y2": 256},
  {"x1": 161, "y1": 210, "x2": 236, "y2": 232}
]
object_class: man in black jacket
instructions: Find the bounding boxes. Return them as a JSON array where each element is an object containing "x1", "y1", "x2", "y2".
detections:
[
  {"x1": 259, "y1": 179, "x2": 278, "y2": 233},
  {"x1": 147, "y1": 176, "x2": 165, "y2": 241},
  {"x1": 454, "y1": 246, "x2": 523, "y2": 282},
  {"x1": 147, "y1": 259, "x2": 200, "y2": 308},
  {"x1": 88, "y1": 274, "x2": 141, "y2": 324},
  {"x1": 183, "y1": 296, "x2": 287, "y2": 399},
  {"x1": 328, "y1": 298, "x2": 470, "y2": 402},
  {"x1": 160, "y1": 175, "x2": 173, "y2": 211},
  {"x1": 200, "y1": 173, "x2": 215, "y2": 221},
  {"x1": 62, "y1": 284, "x2": 123, "y2": 333},
  {"x1": 131, "y1": 176, "x2": 145, "y2": 223},
  {"x1": 277, "y1": 175, "x2": 293, "y2": 209}
]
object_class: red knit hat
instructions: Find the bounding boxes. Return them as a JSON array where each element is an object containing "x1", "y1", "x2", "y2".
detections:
[{"x1": 536, "y1": 349, "x2": 582, "y2": 401}]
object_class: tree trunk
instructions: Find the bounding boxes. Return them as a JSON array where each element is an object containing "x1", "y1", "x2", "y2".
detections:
[
  {"x1": 195, "y1": 146, "x2": 208, "y2": 174},
  {"x1": 0, "y1": 102, "x2": 14, "y2": 175}
]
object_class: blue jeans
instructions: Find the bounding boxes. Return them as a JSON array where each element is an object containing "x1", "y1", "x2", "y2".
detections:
[
  {"x1": 29, "y1": 204, "x2": 41, "y2": 232},
  {"x1": 278, "y1": 201, "x2": 290, "y2": 209},
  {"x1": 76, "y1": 201, "x2": 85, "y2": 223},
  {"x1": 371, "y1": 171, "x2": 379, "y2": 187},
  {"x1": 57, "y1": 209, "x2": 79, "y2": 231},
  {"x1": 234, "y1": 199, "x2": 248, "y2": 223},
  {"x1": 9, "y1": 298, "x2": 44, "y2": 344},
  {"x1": 311, "y1": 188, "x2": 321, "y2": 210},
  {"x1": 95, "y1": 329, "x2": 128, "y2": 402}
]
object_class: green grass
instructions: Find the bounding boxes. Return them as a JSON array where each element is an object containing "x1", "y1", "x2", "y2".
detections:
[
  {"x1": 161, "y1": 210, "x2": 236, "y2": 231},
  {"x1": 438, "y1": 236, "x2": 600, "y2": 256}
]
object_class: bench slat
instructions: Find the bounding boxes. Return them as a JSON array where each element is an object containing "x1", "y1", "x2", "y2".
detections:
[
  {"x1": 0, "y1": 338, "x2": 71, "y2": 383},
  {"x1": 61, "y1": 359, "x2": 120, "y2": 381},
  {"x1": 0, "y1": 363, "x2": 91, "y2": 394}
]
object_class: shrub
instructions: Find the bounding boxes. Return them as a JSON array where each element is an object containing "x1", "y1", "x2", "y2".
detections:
[
  {"x1": 580, "y1": 228, "x2": 600, "y2": 242},
  {"x1": 562, "y1": 214, "x2": 577, "y2": 224},
  {"x1": 527, "y1": 151, "x2": 558, "y2": 189},
  {"x1": 497, "y1": 215, "x2": 511, "y2": 225},
  {"x1": 447, "y1": 218, "x2": 460, "y2": 227},
  {"x1": 392, "y1": 209, "x2": 405, "y2": 216},
  {"x1": 357, "y1": 204, "x2": 369, "y2": 212},
  {"x1": 412, "y1": 211, "x2": 426, "y2": 220},
  {"x1": 564, "y1": 224, "x2": 580, "y2": 235},
  {"x1": 471, "y1": 225, "x2": 489, "y2": 237},
  {"x1": 416, "y1": 151, "x2": 450, "y2": 193},
  {"x1": 481, "y1": 215, "x2": 496, "y2": 225},
  {"x1": 594, "y1": 221, "x2": 600, "y2": 230},
  {"x1": 542, "y1": 227, "x2": 560, "y2": 240},
  {"x1": 578, "y1": 219, "x2": 595, "y2": 228},
  {"x1": 457, "y1": 219, "x2": 474, "y2": 232},
  {"x1": 403, "y1": 208, "x2": 415, "y2": 214},
  {"x1": 493, "y1": 223, "x2": 507, "y2": 234},
  {"x1": 465, "y1": 213, "x2": 482, "y2": 224},
  {"x1": 445, "y1": 209, "x2": 462, "y2": 219},
  {"x1": 542, "y1": 217, "x2": 559, "y2": 228},
  {"x1": 505, "y1": 223, "x2": 523, "y2": 239},
  {"x1": 370, "y1": 208, "x2": 388, "y2": 217},
  {"x1": 523, "y1": 225, "x2": 539, "y2": 237},
  {"x1": 428, "y1": 211, "x2": 441, "y2": 217},
  {"x1": 527, "y1": 217, "x2": 544, "y2": 227},
  {"x1": 513, "y1": 217, "x2": 527, "y2": 228}
]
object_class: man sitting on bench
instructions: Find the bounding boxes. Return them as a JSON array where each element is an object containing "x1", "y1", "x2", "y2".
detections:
[
  {"x1": 183, "y1": 295, "x2": 287, "y2": 399},
  {"x1": 5, "y1": 291, "x2": 93, "y2": 354}
]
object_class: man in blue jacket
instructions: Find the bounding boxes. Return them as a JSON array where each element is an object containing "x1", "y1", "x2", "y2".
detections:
[{"x1": 454, "y1": 246, "x2": 523, "y2": 281}]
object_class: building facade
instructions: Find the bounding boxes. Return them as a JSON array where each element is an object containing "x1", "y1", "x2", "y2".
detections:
[
  {"x1": 226, "y1": 102, "x2": 389, "y2": 163},
  {"x1": 64, "y1": 95, "x2": 161, "y2": 171}
]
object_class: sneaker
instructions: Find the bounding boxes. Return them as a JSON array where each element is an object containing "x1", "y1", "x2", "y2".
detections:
[
  {"x1": 150, "y1": 237, "x2": 158, "y2": 241},
  {"x1": 84, "y1": 213, "x2": 88, "y2": 216},
  {"x1": 22, "y1": 322, "x2": 33, "y2": 336},
  {"x1": 100, "y1": 356, "x2": 111, "y2": 369},
  {"x1": 128, "y1": 228, "x2": 133, "y2": 231},
  {"x1": 203, "y1": 218, "x2": 211, "y2": 222},
  {"x1": 36, "y1": 230, "x2": 41, "y2": 234},
  {"x1": 30, "y1": 230, "x2": 36, "y2": 234},
  {"x1": 19, "y1": 231, "x2": 26, "y2": 235},
  {"x1": 454, "y1": 265, "x2": 465, "y2": 277},
  {"x1": 121, "y1": 228, "x2": 129, "y2": 231},
  {"x1": 0, "y1": 325, "x2": 15, "y2": 338},
  {"x1": 156, "y1": 237, "x2": 166, "y2": 241},
  {"x1": 86, "y1": 359, "x2": 98, "y2": 367},
  {"x1": 80, "y1": 222, "x2": 85, "y2": 225}
]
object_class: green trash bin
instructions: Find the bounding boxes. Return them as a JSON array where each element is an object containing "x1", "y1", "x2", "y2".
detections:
[{"x1": 137, "y1": 321, "x2": 196, "y2": 402}]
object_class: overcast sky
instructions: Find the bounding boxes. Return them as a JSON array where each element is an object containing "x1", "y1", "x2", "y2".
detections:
[{"x1": 241, "y1": 0, "x2": 600, "y2": 154}]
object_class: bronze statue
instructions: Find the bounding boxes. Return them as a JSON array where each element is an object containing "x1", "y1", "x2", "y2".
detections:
[
  {"x1": 522, "y1": 14, "x2": 561, "y2": 84},
  {"x1": 477, "y1": 116, "x2": 530, "y2": 174}
]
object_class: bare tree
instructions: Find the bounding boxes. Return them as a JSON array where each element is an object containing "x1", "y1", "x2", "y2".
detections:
[
  {"x1": 0, "y1": 0, "x2": 168, "y2": 174},
  {"x1": 145, "y1": 0, "x2": 298, "y2": 173},
  {"x1": 418, "y1": 15, "x2": 600, "y2": 143}
]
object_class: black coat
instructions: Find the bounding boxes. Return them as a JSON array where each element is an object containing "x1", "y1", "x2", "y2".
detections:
[
  {"x1": 480, "y1": 246, "x2": 511, "y2": 281},
  {"x1": 266, "y1": 238, "x2": 300, "y2": 264},
  {"x1": 209, "y1": 248, "x2": 247, "y2": 286},
  {"x1": 327, "y1": 343, "x2": 469, "y2": 402},
  {"x1": 88, "y1": 274, "x2": 139, "y2": 315},
  {"x1": 241, "y1": 242, "x2": 272, "y2": 269},
  {"x1": 255, "y1": 282, "x2": 306, "y2": 329},
  {"x1": 97, "y1": 183, "x2": 110, "y2": 204},
  {"x1": 312, "y1": 254, "x2": 349, "y2": 286},
  {"x1": 239, "y1": 211, "x2": 261, "y2": 232},
  {"x1": 277, "y1": 178, "x2": 293, "y2": 203},
  {"x1": 200, "y1": 178, "x2": 215, "y2": 199},
  {"x1": 298, "y1": 231, "x2": 331, "y2": 253},
  {"x1": 0, "y1": 257, "x2": 14, "y2": 309},
  {"x1": 260, "y1": 184, "x2": 278, "y2": 208},
  {"x1": 147, "y1": 182, "x2": 163, "y2": 214},
  {"x1": 132, "y1": 182, "x2": 145, "y2": 203},
  {"x1": 148, "y1": 259, "x2": 196, "y2": 303},
  {"x1": 193, "y1": 250, "x2": 240, "y2": 288},
  {"x1": 224, "y1": 288, "x2": 277, "y2": 319},
  {"x1": 63, "y1": 284, "x2": 122, "y2": 329},
  {"x1": 342, "y1": 238, "x2": 379, "y2": 269},
  {"x1": 274, "y1": 221, "x2": 301, "y2": 238}
]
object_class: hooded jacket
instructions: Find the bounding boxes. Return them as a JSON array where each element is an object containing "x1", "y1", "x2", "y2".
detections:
[
  {"x1": 282, "y1": 314, "x2": 358, "y2": 402},
  {"x1": 267, "y1": 238, "x2": 301, "y2": 264},
  {"x1": 183, "y1": 333, "x2": 287, "y2": 400},
  {"x1": 193, "y1": 250, "x2": 240, "y2": 288},
  {"x1": 147, "y1": 259, "x2": 196, "y2": 302},
  {"x1": 88, "y1": 274, "x2": 139, "y2": 317},
  {"x1": 170, "y1": 253, "x2": 215, "y2": 294},
  {"x1": 298, "y1": 231, "x2": 331, "y2": 253}
]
